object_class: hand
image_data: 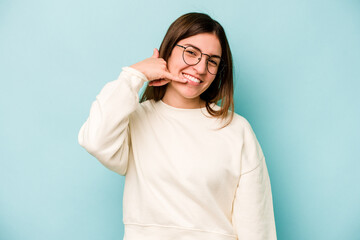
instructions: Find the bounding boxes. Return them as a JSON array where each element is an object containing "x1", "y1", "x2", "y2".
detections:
[{"x1": 130, "y1": 48, "x2": 187, "y2": 87}]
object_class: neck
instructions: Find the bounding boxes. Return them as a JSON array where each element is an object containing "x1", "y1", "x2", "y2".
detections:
[{"x1": 162, "y1": 86, "x2": 205, "y2": 109}]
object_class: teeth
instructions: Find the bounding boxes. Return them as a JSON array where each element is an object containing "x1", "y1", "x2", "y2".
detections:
[{"x1": 183, "y1": 73, "x2": 201, "y2": 83}]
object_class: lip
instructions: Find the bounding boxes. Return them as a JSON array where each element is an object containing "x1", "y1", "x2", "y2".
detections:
[{"x1": 182, "y1": 72, "x2": 203, "y2": 85}]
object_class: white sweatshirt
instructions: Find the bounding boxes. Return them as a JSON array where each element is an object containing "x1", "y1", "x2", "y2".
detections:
[{"x1": 78, "y1": 67, "x2": 277, "y2": 240}]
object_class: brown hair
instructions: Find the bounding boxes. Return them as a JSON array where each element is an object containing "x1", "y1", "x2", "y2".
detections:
[{"x1": 140, "y1": 12, "x2": 234, "y2": 128}]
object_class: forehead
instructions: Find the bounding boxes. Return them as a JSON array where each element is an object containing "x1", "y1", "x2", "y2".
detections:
[{"x1": 177, "y1": 33, "x2": 222, "y2": 56}]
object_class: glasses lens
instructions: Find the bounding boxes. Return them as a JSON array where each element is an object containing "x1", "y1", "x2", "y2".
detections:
[
  {"x1": 183, "y1": 46, "x2": 201, "y2": 65},
  {"x1": 207, "y1": 57, "x2": 221, "y2": 75},
  {"x1": 182, "y1": 46, "x2": 222, "y2": 75}
]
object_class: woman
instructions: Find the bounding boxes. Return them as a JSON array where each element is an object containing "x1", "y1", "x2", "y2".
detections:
[{"x1": 78, "y1": 13, "x2": 277, "y2": 240}]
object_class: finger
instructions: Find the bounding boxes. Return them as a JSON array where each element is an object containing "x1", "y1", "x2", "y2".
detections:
[
  {"x1": 148, "y1": 79, "x2": 161, "y2": 86},
  {"x1": 149, "y1": 79, "x2": 163, "y2": 86},
  {"x1": 151, "y1": 48, "x2": 159, "y2": 58},
  {"x1": 149, "y1": 79, "x2": 170, "y2": 87},
  {"x1": 162, "y1": 71, "x2": 187, "y2": 83},
  {"x1": 155, "y1": 80, "x2": 170, "y2": 86},
  {"x1": 148, "y1": 80, "x2": 159, "y2": 86}
]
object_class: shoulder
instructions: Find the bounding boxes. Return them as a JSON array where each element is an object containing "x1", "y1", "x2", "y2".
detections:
[
  {"x1": 224, "y1": 111, "x2": 255, "y2": 134},
  {"x1": 232, "y1": 112, "x2": 252, "y2": 127},
  {"x1": 129, "y1": 99, "x2": 156, "y2": 120},
  {"x1": 231, "y1": 112, "x2": 261, "y2": 149},
  {"x1": 228, "y1": 112, "x2": 265, "y2": 175}
]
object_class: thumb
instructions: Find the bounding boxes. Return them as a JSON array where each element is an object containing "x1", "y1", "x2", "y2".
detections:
[{"x1": 151, "y1": 48, "x2": 159, "y2": 58}]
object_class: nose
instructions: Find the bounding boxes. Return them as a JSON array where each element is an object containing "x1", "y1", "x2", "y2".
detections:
[{"x1": 192, "y1": 55, "x2": 207, "y2": 74}]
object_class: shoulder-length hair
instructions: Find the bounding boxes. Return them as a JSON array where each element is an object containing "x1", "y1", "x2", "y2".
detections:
[{"x1": 140, "y1": 12, "x2": 234, "y2": 128}]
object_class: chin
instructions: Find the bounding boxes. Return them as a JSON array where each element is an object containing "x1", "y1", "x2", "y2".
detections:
[
  {"x1": 169, "y1": 81, "x2": 207, "y2": 101},
  {"x1": 178, "y1": 88, "x2": 203, "y2": 99}
]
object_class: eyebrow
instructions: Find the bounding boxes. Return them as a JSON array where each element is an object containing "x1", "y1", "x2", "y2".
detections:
[{"x1": 183, "y1": 43, "x2": 221, "y2": 58}]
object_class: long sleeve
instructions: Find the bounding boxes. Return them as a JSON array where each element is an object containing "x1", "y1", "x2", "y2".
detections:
[
  {"x1": 78, "y1": 67, "x2": 147, "y2": 175},
  {"x1": 231, "y1": 122, "x2": 277, "y2": 240}
]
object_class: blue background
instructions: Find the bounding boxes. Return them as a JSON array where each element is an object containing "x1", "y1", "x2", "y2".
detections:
[{"x1": 1, "y1": 0, "x2": 359, "y2": 239}]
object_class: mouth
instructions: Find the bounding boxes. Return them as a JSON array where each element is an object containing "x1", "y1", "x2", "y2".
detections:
[{"x1": 182, "y1": 73, "x2": 203, "y2": 84}]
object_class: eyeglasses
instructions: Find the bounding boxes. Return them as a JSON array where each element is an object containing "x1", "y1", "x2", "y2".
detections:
[{"x1": 176, "y1": 44, "x2": 224, "y2": 75}]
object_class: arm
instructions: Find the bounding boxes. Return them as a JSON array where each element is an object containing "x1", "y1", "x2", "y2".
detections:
[
  {"x1": 78, "y1": 49, "x2": 185, "y2": 175},
  {"x1": 78, "y1": 67, "x2": 147, "y2": 175},
  {"x1": 231, "y1": 122, "x2": 277, "y2": 239}
]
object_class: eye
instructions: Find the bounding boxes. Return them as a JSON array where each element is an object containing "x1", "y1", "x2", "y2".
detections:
[
  {"x1": 184, "y1": 46, "x2": 200, "y2": 58},
  {"x1": 185, "y1": 49, "x2": 197, "y2": 56},
  {"x1": 208, "y1": 58, "x2": 219, "y2": 67}
]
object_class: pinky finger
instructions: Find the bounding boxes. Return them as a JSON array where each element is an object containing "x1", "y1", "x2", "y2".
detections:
[{"x1": 149, "y1": 79, "x2": 170, "y2": 87}]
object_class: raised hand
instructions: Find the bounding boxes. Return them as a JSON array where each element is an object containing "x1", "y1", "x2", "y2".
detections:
[{"x1": 130, "y1": 48, "x2": 187, "y2": 87}]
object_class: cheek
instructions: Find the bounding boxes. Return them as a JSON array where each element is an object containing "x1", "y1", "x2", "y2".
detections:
[
  {"x1": 205, "y1": 76, "x2": 217, "y2": 85},
  {"x1": 166, "y1": 57, "x2": 176, "y2": 73},
  {"x1": 167, "y1": 56, "x2": 187, "y2": 73}
]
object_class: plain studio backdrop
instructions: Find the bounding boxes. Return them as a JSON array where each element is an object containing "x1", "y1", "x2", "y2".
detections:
[{"x1": 1, "y1": 0, "x2": 359, "y2": 239}]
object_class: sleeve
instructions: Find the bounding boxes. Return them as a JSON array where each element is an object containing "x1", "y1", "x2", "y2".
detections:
[
  {"x1": 78, "y1": 66, "x2": 147, "y2": 175},
  {"x1": 231, "y1": 121, "x2": 277, "y2": 240}
]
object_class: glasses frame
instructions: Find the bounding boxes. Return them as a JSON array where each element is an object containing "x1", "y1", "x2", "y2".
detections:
[{"x1": 176, "y1": 44, "x2": 225, "y2": 75}]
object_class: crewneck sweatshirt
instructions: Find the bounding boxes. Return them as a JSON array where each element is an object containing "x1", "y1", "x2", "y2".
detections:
[{"x1": 78, "y1": 67, "x2": 277, "y2": 240}]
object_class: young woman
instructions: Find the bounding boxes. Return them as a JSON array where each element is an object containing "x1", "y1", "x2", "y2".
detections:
[{"x1": 78, "y1": 13, "x2": 277, "y2": 240}]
